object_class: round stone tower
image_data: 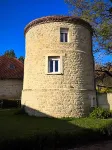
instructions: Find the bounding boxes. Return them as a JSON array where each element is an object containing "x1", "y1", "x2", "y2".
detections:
[{"x1": 22, "y1": 16, "x2": 96, "y2": 118}]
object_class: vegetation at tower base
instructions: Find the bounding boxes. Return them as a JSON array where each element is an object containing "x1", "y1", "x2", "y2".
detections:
[
  {"x1": 89, "y1": 107, "x2": 111, "y2": 119},
  {"x1": 65, "y1": 0, "x2": 112, "y2": 54},
  {"x1": 1, "y1": 109, "x2": 112, "y2": 149}
]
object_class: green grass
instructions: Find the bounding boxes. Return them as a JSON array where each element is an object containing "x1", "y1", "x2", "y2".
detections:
[{"x1": 0, "y1": 109, "x2": 112, "y2": 149}]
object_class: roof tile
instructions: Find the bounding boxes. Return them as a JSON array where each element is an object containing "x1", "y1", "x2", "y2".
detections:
[{"x1": 0, "y1": 56, "x2": 24, "y2": 79}]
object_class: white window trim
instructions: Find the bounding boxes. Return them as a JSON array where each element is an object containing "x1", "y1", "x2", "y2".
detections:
[
  {"x1": 45, "y1": 53, "x2": 65, "y2": 75},
  {"x1": 48, "y1": 57, "x2": 60, "y2": 73}
]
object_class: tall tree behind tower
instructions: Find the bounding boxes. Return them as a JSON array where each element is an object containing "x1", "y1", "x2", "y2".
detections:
[{"x1": 65, "y1": 0, "x2": 112, "y2": 54}]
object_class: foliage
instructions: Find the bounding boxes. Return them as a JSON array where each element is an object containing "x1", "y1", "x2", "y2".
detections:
[
  {"x1": 3, "y1": 49, "x2": 24, "y2": 63},
  {"x1": 4, "y1": 49, "x2": 16, "y2": 58},
  {"x1": 97, "y1": 87, "x2": 108, "y2": 93},
  {"x1": 89, "y1": 107, "x2": 111, "y2": 119},
  {"x1": 96, "y1": 87, "x2": 112, "y2": 93},
  {"x1": 95, "y1": 63, "x2": 112, "y2": 92},
  {"x1": 18, "y1": 56, "x2": 24, "y2": 63},
  {"x1": 0, "y1": 109, "x2": 112, "y2": 149},
  {"x1": 65, "y1": 0, "x2": 112, "y2": 54},
  {"x1": 95, "y1": 63, "x2": 112, "y2": 80}
]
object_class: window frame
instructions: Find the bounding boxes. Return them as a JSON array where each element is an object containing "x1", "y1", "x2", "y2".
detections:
[
  {"x1": 45, "y1": 54, "x2": 65, "y2": 75},
  {"x1": 9, "y1": 64, "x2": 15, "y2": 69},
  {"x1": 48, "y1": 57, "x2": 60, "y2": 73},
  {"x1": 60, "y1": 28, "x2": 69, "y2": 43}
]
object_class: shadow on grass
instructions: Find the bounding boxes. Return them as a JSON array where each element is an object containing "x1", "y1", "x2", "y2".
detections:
[{"x1": 0, "y1": 105, "x2": 112, "y2": 150}]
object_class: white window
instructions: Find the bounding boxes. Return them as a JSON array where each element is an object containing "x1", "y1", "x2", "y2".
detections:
[
  {"x1": 48, "y1": 56, "x2": 60, "y2": 73},
  {"x1": 60, "y1": 28, "x2": 68, "y2": 42},
  {"x1": 45, "y1": 54, "x2": 65, "y2": 75}
]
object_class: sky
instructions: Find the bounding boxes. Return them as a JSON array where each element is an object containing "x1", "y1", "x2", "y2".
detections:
[
  {"x1": 0, "y1": 0, "x2": 69, "y2": 58},
  {"x1": 0, "y1": 0, "x2": 111, "y2": 63}
]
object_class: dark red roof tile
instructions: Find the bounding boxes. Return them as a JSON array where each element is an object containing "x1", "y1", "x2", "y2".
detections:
[
  {"x1": 24, "y1": 15, "x2": 93, "y2": 35},
  {"x1": 0, "y1": 56, "x2": 24, "y2": 79}
]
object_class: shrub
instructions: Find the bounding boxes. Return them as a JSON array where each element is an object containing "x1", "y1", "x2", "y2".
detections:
[
  {"x1": 96, "y1": 87, "x2": 112, "y2": 93},
  {"x1": 109, "y1": 110, "x2": 112, "y2": 117},
  {"x1": 89, "y1": 107, "x2": 110, "y2": 119}
]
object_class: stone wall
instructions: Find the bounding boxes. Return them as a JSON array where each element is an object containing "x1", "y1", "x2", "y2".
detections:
[
  {"x1": 22, "y1": 20, "x2": 96, "y2": 118},
  {"x1": 97, "y1": 93, "x2": 112, "y2": 110},
  {"x1": 0, "y1": 79, "x2": 23, "y2": 100}
]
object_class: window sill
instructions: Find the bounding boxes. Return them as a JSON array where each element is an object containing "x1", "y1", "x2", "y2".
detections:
[
  {"x1": 46, "y1": 72, "x2": 63, "y2": 75},
  {"x1": 60, "y1": 42, "x2": 69, "y2": 43}
]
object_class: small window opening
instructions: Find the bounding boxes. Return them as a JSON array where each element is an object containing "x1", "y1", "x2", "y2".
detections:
[
  {"x1": 10, "y1": 64, "x2": 15, "y2": 69},
  {"x1": 48, "y1": 56, "x2": 60, "y2": 73},
  {"x1": 60, "y1": 28, "x2": 68, "y2": 42}
]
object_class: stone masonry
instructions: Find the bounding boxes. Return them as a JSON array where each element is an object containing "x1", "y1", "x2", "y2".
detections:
[
  {"x1": 0, "y1": 80, "x2": 23, "y2": 100},
  {"x1": 22, "y1": 16, "x2": 96, "y2": 118}
]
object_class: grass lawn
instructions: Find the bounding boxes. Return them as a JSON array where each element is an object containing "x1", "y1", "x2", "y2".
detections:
[{"x1": 0, "y1": 109, "x2": 112, "y2": 149}]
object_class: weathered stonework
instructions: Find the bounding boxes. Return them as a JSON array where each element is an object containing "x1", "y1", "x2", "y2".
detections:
[
  {"x1": 22, "y1": 16, "x2": 96, "y2": 118},
  {"x1": 0, "y1": 79, "x2": 23, "y2": 100}
]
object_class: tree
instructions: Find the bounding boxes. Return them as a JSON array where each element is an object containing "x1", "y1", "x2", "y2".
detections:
[
  {"x1": 4, "y1": 49, "x2": 16, "y2": 58},
  {"x1": 18, "y1": 56, "x2": 24, "y2": 63},
  {"x1": 4, "y1": 50, "x2": 24, "y2": 63},
  {"x1": 95, "y1": 62, "x2": 112, "y2": 77},
  {"x1": 65, "y1": 0, "x2": 112, "y2": 54}
]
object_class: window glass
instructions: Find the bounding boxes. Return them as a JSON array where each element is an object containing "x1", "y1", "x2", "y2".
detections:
[
  {"x1": 60, "y1": 28, "x2": 68, "y2": 42},
  {"x1": 49, "y1": 60, "x2": 53, "y2": 72},
  {"x1": 10, "y1": 64, "x2": 15, "y2": 69},
  {"x1": 55, "y1": 60, "x2": 58, "y2": 72},
  {"x1": 60, "y1": 33, "x2": 64, "y2": 42},
  {"x1": 48, "y1": 57, "x2": 60, "y2": 73},
  {"x1": 65, "y1": 33, "x2": 68, "y2": 42}
]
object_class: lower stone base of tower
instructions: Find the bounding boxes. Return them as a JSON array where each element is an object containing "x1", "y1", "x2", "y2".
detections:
[{"x1": 21, "y1": 89, "x2": 96, "y2": 118}]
